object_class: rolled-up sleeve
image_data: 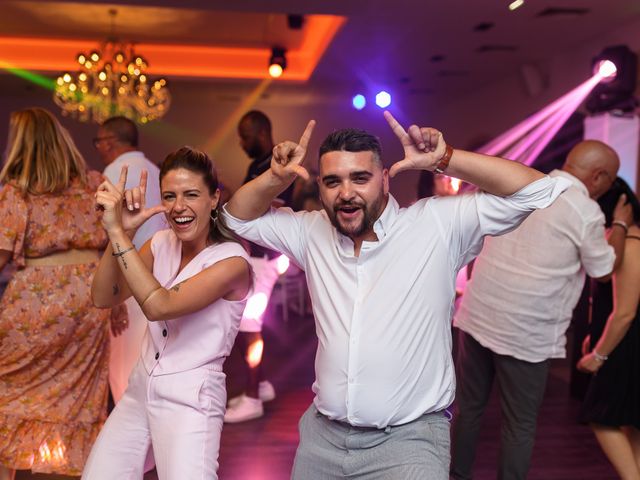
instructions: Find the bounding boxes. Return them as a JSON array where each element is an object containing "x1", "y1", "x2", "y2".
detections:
[
  {"x1": 432, "y1": 175, "x2": 571, "y2": 269},
  {"x1": 579, "y1": 212, "x2": 615, "y2": 278},
  {"x1": 222, "y1": 205, "x2": 308, "y2": 267}
]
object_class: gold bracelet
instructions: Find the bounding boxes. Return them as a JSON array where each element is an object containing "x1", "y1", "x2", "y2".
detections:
[{"x1": 140, "y1": 287, "x2": 163, "y2": 308}]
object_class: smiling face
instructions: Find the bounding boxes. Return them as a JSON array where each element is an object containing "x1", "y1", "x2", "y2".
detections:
[
  {"x1": 318, "y1": 150, "x2": 389, "y2": 243},
  {"x1": 161, "y1": 168, "x2": 220, "y2": 249}
]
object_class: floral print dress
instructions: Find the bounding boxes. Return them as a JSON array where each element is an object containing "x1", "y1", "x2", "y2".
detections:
[{"x1": 0, "y1": 171, "x2": 110, "y2": 475}]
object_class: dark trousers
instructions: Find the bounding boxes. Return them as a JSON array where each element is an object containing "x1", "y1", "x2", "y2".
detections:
[{"x1": 450, "y1": 329, "x2": 549, "y2": 480}]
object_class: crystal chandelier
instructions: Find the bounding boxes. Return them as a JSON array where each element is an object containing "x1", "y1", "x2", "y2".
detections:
[{"x1": 53, "y1": 12, "x2": 170, "y2": 124}]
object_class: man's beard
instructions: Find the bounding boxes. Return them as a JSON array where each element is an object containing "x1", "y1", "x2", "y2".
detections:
[{"x1": 324, "y1": 195, "x2": 385, "y2": 239}]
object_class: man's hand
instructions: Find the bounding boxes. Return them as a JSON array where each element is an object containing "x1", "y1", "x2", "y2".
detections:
[
  {"x1": 613, "y1": 194, "x2": 633, "y2": 227},
  {"x1": 271, "y1": 120, "x2": 316, "y2": 182},
  {"x1": 384, "y1": 111, "x2": 447, "y2": 178},
  {"x1": 110, "y1": 303, "x2": 129, "y2": 337}
]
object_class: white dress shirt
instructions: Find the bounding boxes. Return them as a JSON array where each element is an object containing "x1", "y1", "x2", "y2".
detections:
[
  {"x1": 223, "y1": 175, "x2": 569, "y2": 427},
  {"x1": 454, "y1": 170, "x2": 615, "y2": 363},
  {"x1": 103, "y1": 151, "x2": 166, "y2": 249}
]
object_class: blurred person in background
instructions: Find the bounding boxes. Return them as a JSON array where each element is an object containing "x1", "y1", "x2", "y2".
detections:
[
  {"x1": 578, "y1": 177, "x2": 640, "y2": 479},
  {"x1": 224, "y1": 110, "x2": 292, "y2": 423},
  {"x1": 0, "y1": 108, "x2": 110, "y2": 479},
  {"x1": 94, "y1": 115, "x2": 165, "y2": 403}
]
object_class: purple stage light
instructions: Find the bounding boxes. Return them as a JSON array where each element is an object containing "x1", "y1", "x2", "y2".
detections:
[
  {"x1": 375, "y1": 91, "x2": 391, "y2": 108},
  {"x1": 478, "y1": 73, "x2": 603, "y2": 164}
]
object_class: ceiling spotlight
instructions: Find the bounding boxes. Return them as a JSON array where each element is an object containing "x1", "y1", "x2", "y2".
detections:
[
  {"x1": 508, "y1": 0, "x2": 524, "y2": 11},
  {"x1": 594, "y1": 59, "x2": 617, "y2": 82},
  {"x1": 352, "y1": 94, "x2": 366, "y2": 110},
  {"x1": 269, "y1": 47, "x2": 287, "y2": 78},
  {"x1": 375, "y1": 91, "x2": 391, "y2": 108},
  {"x1": 587, "y1": 45, "x2": 638, "y2": 114}
]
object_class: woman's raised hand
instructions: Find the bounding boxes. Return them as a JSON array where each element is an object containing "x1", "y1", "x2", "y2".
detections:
[{"x1": 96, "y1": 166, "x2": 166, "y2": 235}]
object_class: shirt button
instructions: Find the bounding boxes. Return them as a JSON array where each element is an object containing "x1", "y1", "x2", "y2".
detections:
[
  {"x1": 162, "y1": 329, "x2": 168, "y2": 337},
  {"x1": 155, "y1": 352, "x2": 159, "y2": 360}
]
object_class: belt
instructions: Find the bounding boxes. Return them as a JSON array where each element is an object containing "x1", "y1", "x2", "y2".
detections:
[{"x1": 317, "y1": 408, "x2": 448, "y2": 432}]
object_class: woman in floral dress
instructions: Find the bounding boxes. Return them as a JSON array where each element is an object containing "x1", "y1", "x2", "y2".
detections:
[{"x1": 0, "y1": 108, "x2": 110, "y2": 478}]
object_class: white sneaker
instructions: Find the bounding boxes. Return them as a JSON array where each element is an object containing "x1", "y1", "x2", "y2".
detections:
[
  {"x1": 258, "y1": 380, "x2": 276, "y2": 403},
  {"x1": 227, "y1": 381, "x2": 276, "y2": 408},
  {"x1": 224, "y1": 395, "x2": 263, "y2": 423}
]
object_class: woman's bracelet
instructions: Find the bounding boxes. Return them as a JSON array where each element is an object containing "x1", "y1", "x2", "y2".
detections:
[
  {"x1": 141, "y1": 287, "x2": 164, "y2": 309},
  {"x1": 112, "y1": 246, "x2": 135, "y2": 257},
  {"x1": 612, "y1": 220, "x2": 629, "y2": 233},
  {"x1": 592, "y1": 350, "x2": 608, "y2": 362}
]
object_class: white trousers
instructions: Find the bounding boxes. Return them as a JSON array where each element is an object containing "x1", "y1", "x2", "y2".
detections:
[
  {"x1": 82, "y1": 361, "x2": 226, "y2": 480},
  {"x1": 239, "y1": 256, "x2": 280, "y2": 332},
  {"x1": 109, "y1": 298, "x2": 148, "y2": 402}
]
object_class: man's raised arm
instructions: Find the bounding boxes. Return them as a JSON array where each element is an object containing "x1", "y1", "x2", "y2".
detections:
[
  {"x1": 384, "y1": 111, "x2": 544, "y2": 196},
  {"x1": 227, "y1": 120, "x2": 315, "y2": 220}
]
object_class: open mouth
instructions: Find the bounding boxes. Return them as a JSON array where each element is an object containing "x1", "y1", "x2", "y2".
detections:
[
  {"x1": 336, "y1": 204, "x2": 362, "y2": 219},
  {"x1": 173, "y1": 216, "x2": 195, "y2": 227}
]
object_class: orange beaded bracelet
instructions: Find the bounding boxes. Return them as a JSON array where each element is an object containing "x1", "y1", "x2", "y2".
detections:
[{"x1": 434, "y1": 144, "x2": 453, "y2": 174}]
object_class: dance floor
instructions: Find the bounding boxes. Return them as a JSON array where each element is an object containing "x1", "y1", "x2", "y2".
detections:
[{"x1": 17, "y1": 305, "x2": 618, "y2": 480}]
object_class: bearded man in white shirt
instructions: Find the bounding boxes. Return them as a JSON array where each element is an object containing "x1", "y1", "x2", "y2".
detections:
[
  {"x1": 94, "y1": 116, "x2": 166, "y2": 402},
  {"x1": 450, "y1": 139, "x2": 633, "y2": 480},
  {"x1": 222, "y1": 111, "x2": 570, "y2": 479}
]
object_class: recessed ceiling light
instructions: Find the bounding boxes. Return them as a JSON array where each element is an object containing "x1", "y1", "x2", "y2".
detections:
[{"x1": 509, "y1": 0, "x2": 524, "y2": 11}]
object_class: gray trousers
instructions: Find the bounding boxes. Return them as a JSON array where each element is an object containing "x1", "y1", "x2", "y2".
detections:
[
  {"x1": 291, "y1": 404, "x2": 450, "y2": 479},
  {"x1": 450, "y1": 330, "x2": 549, "y2": 480}
]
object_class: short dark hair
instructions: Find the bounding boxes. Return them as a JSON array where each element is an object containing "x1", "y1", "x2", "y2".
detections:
[
  {"x1": 319, "y1": 129, "x2": 382, "y2": 165},
  {"x1": 159, "y1": 146, "x2": 240, "y2": 245},
  {"x1": 239, "y1": 110, "x2": 272, "y2": 136},
  {"x1": 101, "y1": 116, "x2": 139, "y2": 147}
]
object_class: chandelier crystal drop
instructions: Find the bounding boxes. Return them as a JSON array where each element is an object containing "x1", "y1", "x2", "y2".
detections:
[{"x1": 53, "y1": 40, "x2": 171, "y2": 124}]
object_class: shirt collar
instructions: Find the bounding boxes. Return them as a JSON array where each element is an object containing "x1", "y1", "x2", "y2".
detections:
[
  {"x1": 114, "y1": 150, "x2": 146, "y2": 163},
  {"x1": 372, "y1": 194, "x2": 399, "y2": 241},
  {"x1": 334, "y1": 194, "x2": 399, "y2": 253},
  {"x1": 550, "y1": 169, "x2": 588, "y2": 197}
]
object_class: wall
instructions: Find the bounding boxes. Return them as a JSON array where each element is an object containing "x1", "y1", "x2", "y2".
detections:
[{"x1": 1, "y1": 14, "x2": 639, "y2": 207}]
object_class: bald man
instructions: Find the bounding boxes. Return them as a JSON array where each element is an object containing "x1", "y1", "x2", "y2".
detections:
[{"x1": 450, "y1": 140, "x2": 633, "y2": 480}]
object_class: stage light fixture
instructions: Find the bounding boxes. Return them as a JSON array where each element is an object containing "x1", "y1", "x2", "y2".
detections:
[
  {"x1": 352, "y1": 94, "x2": 366, "y2": 110},
  {"x1": 595, "y1": 59, "x2": 617, "y2": 81},
  {"x1": 269, "y1": 47, "x2": 287, "y2": 78},
  {"x1": 375, "y1": 91, "x2": 391, "y2": 108},
  {"x1": 587, "y1": 45, "x2": 637, "y2": 114}
]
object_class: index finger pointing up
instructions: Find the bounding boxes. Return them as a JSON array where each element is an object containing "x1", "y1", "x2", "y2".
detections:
[
  {"x1": 117, "y1": 165, "x2": 129, "y2": 192},
  {"x1": 298, "y1": 120, "x2": 316, "y2": 150},
  {"x1": 383, "y1": 111, "x2": 411, "y2": 146}
]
